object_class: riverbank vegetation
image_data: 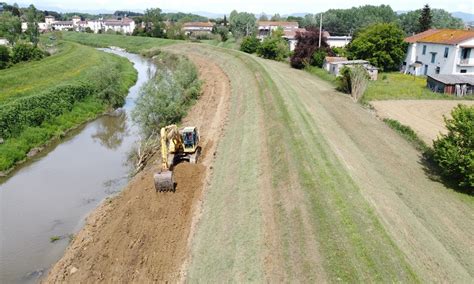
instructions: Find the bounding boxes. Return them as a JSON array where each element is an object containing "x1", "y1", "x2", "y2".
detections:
[
  {"x1": 0, "y1": 40, "x2": 137, "y2": 172},
  {"x1": 132, "y1": 51, "x2": 201, "y2": 138}
]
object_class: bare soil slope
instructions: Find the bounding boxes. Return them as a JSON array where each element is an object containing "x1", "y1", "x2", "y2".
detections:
[
  {"x1": 44, "y1": 54, "x2": 230, "y2": 283},
  {"x1": 371, "y1": 100, "x2": 474, "y2": 145}
]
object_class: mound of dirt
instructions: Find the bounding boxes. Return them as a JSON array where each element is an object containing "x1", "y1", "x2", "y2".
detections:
[{"x1": 43, "y1": 51, "x2": 230, "y2": 283}]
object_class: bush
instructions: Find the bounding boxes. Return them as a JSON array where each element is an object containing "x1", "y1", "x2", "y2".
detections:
[
  {"x1": 0, "y1": 46, "x2": 10, "y2": 69},
  {"x1": 290, "y1": 27, "x2": 332, "y2": 69},
  {"x1": 215, "y1": 26, "x2": 230, "y2": 42},
  {"x1": 336, "y1": 65, "x2": 369, "y2": 101},
  {"x1": 432, "y1": 104, "x2": 474, "y2": 189},
  {"x1": 11, "y1": 43, "x2": 44, "y2": 63},
  {"x1": 132, "y1": 52, "x2": 201, "y2": 138},
  {"x1": 257, "y1": 36, "x2": 289, "y2": 61},
  {"x1": 0, "y1": 83, "x2": 95, "y2": 139},
  {"x1": 347, "y1": 23, "x2": 406, "y2": 71},
  {"x1": 240, "y1": 36, "x2": 260, "y2": 53},
  {"x1": 336, "y1": 66, "x2": 351, "y2": 93},
  {"x1": 312, "y1": 49, "x2": 327, "y2": 68}
]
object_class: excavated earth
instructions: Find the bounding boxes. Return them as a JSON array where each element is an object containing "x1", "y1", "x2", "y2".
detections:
[{"x1": 43, "y1": 54, "x2": 230, "y2": 283}]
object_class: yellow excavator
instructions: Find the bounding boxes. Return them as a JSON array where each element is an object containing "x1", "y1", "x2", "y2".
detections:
[{"x1": 154, "y1": 124, "x2": 201, "y2": 191}]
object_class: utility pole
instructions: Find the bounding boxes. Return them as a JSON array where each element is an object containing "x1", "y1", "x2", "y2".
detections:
[{"x1": 318, "y1": 13, "x2": 323, "y2": 48}]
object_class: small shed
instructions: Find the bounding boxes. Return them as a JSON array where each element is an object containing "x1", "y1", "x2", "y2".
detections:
[
  {"x1": 427, "y1": 74, "x2": 474, "y2": 96},
  {"x1": 323, "y1": 56, "x2": 347, "y2": 72},
  {"x1": 327, "y1": 59, "x2": 379, "y2": 80}
]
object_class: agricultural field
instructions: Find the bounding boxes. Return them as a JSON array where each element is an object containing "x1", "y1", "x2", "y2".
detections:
[
  {"x1": 371, "y1": 100, "x2": 474, "y2": 145},
  {"x1": 0, "y1": 40, "x2": 136, "y2": 172},
  {"x1": 45, "y1": 40, "x2": 474, "y2": 283}
]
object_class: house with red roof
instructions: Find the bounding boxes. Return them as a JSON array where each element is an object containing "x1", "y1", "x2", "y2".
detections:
[{"x1": 402, "y1": 29, "x2": 474, "y2": 76}]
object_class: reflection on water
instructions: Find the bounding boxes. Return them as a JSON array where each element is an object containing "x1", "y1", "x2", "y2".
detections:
[
  {"x1": 0, "y1": 49, "x2": 156, "y2": 284},
  {"x1": 91, "y1": 111, "x2": 129, "y2": 150}
]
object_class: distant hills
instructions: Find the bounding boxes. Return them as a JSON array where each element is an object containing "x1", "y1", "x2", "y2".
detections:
[{"x1": 451, "y1": 12, "x2": 474, "y2": 23}]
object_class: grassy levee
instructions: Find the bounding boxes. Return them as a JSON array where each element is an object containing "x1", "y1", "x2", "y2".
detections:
[
  {"x1": 62, "y1": 32, "x2": 177, "y2": 53},
  {"x1": 169, "y1": 44, "x2": 419, "y2": 282},
  {"x1": 0, "y1": 41, "x2": 137, "y2": 172}
]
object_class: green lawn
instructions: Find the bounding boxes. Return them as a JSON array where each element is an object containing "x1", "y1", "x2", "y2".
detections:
[
  {"x1": 62, "y1": 32, "x2": 177, "y2": 53},
  {"x1": 305, "y1": 68, "x2": 473, "y2": 103},
  {"x1": 362, "y1": 72, "x2": 470, "y2": 103},
  {"x1": 0, "y1": 41, "x2": 135, "y2": 104},
  {"x1": 201, "y1": 37, "x2": 240, "y2": 50}
]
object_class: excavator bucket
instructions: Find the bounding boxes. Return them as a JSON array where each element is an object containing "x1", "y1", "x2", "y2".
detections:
[{"x1": 154, "y1": 170, "x2": 174, "y2": 192}]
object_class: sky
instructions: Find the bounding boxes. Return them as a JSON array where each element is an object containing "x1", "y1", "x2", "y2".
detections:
[{"x1": 11, "y1": 0, "x2": 474, "y2": 15}]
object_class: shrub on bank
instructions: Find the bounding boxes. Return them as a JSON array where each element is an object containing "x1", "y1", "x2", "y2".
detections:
[
  {"x1": 240, "y1": 36, "x2": 260, "y2": 54},
  {"x1": 0, "y1": 46, "x2": 10, "y2": 69},
  {"x1": 132, "y1": 52, "x2": 201, "y2": 138},
  {"x1": 11, "y1": 43, "x2": 45, "y2": 63},
  {"x1": 432, "y1": 104, "x2": 474, "y2": 190}
]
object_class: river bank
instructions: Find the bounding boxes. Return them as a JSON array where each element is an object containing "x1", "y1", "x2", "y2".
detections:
[
  {"x1": 43, "y1": 50, "x2": 231, "y2": 282},
  {"x1": 0, "y1": 49, "x2": 154, "y2": 284}
]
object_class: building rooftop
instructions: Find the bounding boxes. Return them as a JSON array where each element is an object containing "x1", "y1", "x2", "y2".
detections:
[
  {"x1": 429, "y1": 74, "x2": 474, "y2": 85},
  {"x1": 258, "y1": 21, "x2": 299, "y2": 27},
  {"x1": 325, "y1": 56, "x2": 348, "y2": 63},
  {"x1": 182, "y1": 22, "x2": 214, "y2": 28},
  {"x1": 405, "y1": 29, "x2": 474, "y2": 45}
]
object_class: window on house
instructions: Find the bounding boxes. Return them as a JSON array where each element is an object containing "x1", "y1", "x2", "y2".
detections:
[
  {"x1": 444, "y1": 47, "x2": 449, "y2": 58},
  {"x1": 431, "y1": 53, "x2": 436, "y2": 63},
  {"x1": 435, "y1": 67, "x2": 440, "y2": 74},
  {"x1": 422, "y1": 45, "x2": 427, "y2": 55},
  {"x1": 424, "y1": 65, "x2": 428, "y2": 75},
  {"x1": 460, "y1": 69, "x2": 467, "y2": 73}
]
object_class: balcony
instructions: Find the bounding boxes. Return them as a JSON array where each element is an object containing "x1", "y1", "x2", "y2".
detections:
[{"x1": 458, "y1": 58, "x2": 474, "y2": 66}]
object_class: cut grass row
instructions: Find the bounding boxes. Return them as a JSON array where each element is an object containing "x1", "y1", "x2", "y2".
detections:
[
  {"x1": 0, "y1": 40, "x2": 137, "y2": 172},
  {"x1": 173, "y1": 44, "x2": 418, "y2": 282}
]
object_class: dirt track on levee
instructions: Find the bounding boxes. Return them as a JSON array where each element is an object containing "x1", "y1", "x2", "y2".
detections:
[{"x1": 45, "y1": 44, "x2": 474, "y2": 283}]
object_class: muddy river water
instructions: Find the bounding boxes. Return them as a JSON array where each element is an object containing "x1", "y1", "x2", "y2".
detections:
[{"x1": 0, "y1": 49, "x2": 155, "y2": 283}]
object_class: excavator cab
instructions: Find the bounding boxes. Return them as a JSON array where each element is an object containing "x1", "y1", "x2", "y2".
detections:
[{"x1": 182, "y1": 127, "x2": 199, "y2": 153}]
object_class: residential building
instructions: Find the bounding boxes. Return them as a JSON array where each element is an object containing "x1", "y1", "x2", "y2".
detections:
[
  {"x1": 402, "y1": 29, "x2": 474, "y2": 76},
  {"x1": 326, "y1": 34, "x2": 352, "y2": 48},
  {"x1": 257, "y1": 21, "x2": 306, "y2": 51},
  {"x1": 182, "y1": 22, "x2": 214, "y2": 35},
  {"x1": 0, "y1": 38, "x2": 9, "y2": 45},
  {"x1": 22, "y1": 16, "x2": 135, "y2": 34}
]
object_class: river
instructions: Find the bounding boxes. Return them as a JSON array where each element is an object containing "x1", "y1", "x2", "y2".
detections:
[{"x1": 0, "y1": 49, "x2": 155, "y2": 283}]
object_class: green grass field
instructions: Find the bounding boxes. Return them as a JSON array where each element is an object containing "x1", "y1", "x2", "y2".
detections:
[
  {"x1": 0, "y1": 40, "x2": 137, "y2": 172},
  {"x1": 305, "y1": 68, "x2": 473, "y2": 103},
  {"x1": 62, "y1": 32, "x2": 177, "y2": 53},
  {"x1": 201, "y1": 37, "x2": 240, "y2": 50}
]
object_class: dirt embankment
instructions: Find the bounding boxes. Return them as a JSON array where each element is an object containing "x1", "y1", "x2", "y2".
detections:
[{"x1": 43, "y1": 54, "x2": 230, "y2": 283}]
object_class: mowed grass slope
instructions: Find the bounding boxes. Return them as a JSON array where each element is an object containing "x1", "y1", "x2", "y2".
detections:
[
  {"x1": 0, "y1": 42, "x2": 93, "y2": 103},
  {"x1": 62, "y1": 32, "x2": 177, "y2": 53},
  {"x1": 169, "y1": 44, "x2": 474, "y2": 282}
]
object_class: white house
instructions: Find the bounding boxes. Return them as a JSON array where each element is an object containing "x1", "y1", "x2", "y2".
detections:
[
  {"x1": 257, "y1": 21, "x2": 306, "y2": 51},
  {"x1": 326, "y1": 35, "x2": 352, "y2": 48},
  {"x1": 182, "y1": 22, "x2": 214, "y2": 35},
  {"x1": 402, "y1": 29, "x2": 474, "y2": 76},
  {"x1": 22, "y1": 16, "x2": 135, "y2": 34},
  {"x1": 0, "y1": 38, "x2": 9, "y2": 45}
]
